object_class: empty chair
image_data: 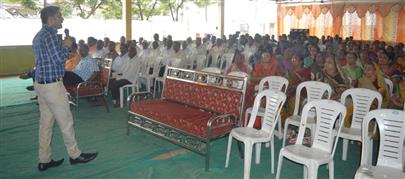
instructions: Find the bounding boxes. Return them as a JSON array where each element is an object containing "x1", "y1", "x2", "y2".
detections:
[
  {"x1": 225, "y1": 90, "x2": 287, "y2": 179},
  {"x1": 276, "y1": 100, "x2": 347, "y2": 179},
  {"x1": 282, "y1": 81, "x2": 332, "y2": 147},
  {"x1": 339, "y1": 88, "x2": 382, "y2": 161},
  {"x1": 219, "y1": 52, "x2": 235, "y2": 73},
  {"x1": 244, "y1": 76, "x2": 289, "y2": 139},
  {"x1": 354, "y1": 109, "x2": 405, "y2": 179}
]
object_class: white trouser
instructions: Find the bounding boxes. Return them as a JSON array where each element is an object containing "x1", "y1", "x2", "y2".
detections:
[{"x1": 34, "y1": 81, "x2": 81, "y2": 163}]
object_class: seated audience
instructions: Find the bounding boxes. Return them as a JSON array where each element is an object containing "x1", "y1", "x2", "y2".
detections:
[
  {"x1": 226, "y1": 50, "x2": 251, "y2": 74},
  {"x1": 63, "y1": 45, "x2": 99, "y2": 86},
  {"x1": 109, "y1": 45, "x2": 140, "y2": 107}
]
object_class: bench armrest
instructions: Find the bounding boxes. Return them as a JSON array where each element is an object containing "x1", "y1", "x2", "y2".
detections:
[
  {"x1": 127, "y1": 91, "x2": 154, "y2": 107},
  {"x1": 77, "y1": 81, "x2": 103, "y2": 89},
  {"x1": 206, "y1": 113, "x2": 238, "y2": 138}
]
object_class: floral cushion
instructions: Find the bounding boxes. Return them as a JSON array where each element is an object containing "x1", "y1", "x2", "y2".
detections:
[
  {"x1": 131, "y1": 99, "x2": 233, "y2": 138},
  {"x1": 162, "y1": 79, "x2": 242, "y2": 117}
]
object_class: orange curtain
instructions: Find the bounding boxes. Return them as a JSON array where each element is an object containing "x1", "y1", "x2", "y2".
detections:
[
  {"x1": 333, "y1": 15, "x2": 342, "y2": 36},
  {"x1": 397, "y1": 8, "x2": 405, "y2": 43},
  {"x1": 361, "y1": 16, "x2": 367, "y2": 40},
  {"x1": 374, "y1": 10, "x2": 383, "y2": 41},
  {"x1": 276, "y1": 2, "x2": 405, "y2": 43}
]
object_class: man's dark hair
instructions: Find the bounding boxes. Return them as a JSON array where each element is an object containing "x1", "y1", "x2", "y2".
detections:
[{"x1": 40, "y1": 6, "x2": 60, "y2": 24}]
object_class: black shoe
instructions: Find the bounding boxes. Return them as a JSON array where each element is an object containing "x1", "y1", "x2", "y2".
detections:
[
  {"x1": 38, "y1": 159, "x2": 64, "y2": 172},
  {"x1": 69, "y1": 152, "x2": 98, "y2": 165},
  {"x1": 19, "y1": 73, "x2": 30, "y2": 80},
  {"x1": 26, "y1": 86, "x2": 34, "y2": 91}
]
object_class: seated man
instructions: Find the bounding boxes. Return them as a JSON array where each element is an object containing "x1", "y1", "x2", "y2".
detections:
[
  {"x1": 109, "y1": 45, "x2": 140, "y2": 107},
  {"x1": 63, "y1": 44, "x2": 99, "y2": 86}
]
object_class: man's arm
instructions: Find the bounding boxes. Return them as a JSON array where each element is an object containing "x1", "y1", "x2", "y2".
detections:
[{"x1": 45, "y1": 32, "x2": 70, "y2": 64}]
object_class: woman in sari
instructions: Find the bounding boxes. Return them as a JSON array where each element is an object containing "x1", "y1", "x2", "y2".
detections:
[
  {"x1": 281, "y1": 54, "x2": 311, "y2": 125},
  {"x1": 317, "y1": 56, "x2": 351, "y2": 100},
  {"x1": 317, "y1": 56, "x2": 352, "y2": 127},
  {"x1": 356, "y1": 62, "x2": 390, "y2": 107},
  {"x1": 250, "y1": 50, "x2": 281, "y2": 84}
]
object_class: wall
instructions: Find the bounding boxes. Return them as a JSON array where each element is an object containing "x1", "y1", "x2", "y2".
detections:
[{"x1": 0, "y1": 46, "x2": 34, "y2": 77}]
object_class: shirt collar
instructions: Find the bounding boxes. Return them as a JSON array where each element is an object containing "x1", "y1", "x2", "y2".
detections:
[{"x1": 43, "y1": 24, "x2": 57, "y2": 34}]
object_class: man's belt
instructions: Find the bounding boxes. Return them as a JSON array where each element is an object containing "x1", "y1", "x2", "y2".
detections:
[{"x1": 37, "y1": 78, "x2": 62, "y2": 84}]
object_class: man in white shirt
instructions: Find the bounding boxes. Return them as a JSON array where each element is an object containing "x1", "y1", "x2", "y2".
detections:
[
  {"x1": 92, "y1": 40, "x2": 107, "y2": 58},
  {"x1": 111, "y1": 43, "x2": 128, "y2": 79},
  {"x1": 109, "y1": 45, "x2": 140, "y2": 107}
]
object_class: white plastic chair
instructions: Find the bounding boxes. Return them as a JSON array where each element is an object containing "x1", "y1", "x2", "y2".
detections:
[
  {"x1": 219, "y1": 52, "x2": 234, "y2": 73},
  {"x1": 119, "y1": 81, "x2": 139, "y2": 108},
  {"x1": 245, "y1": 76, "x2": 289, "y2": 138},
  {"x1": 276, "y1": 100, "x2": 347, "y2": 179},
  {"x1": 339, "y1": 88, "x2": 382, "y2": 161},
  {"x1": 282, "y1": 81, "x2": 332, "y2": 147},
  {"x1": 137, "y1": 58, "x2": 152, "y2": 94},
  {"x1": 354, "y1": 109, "x2": 405, "y2": 179},
  {"x1": 225, "y1": 90, "x2": 287, "y2": 179},
  {"x1": 201, "y1": 67, "x2": 221, "y2": 74},
  {"x1": 384, "y1": 78, "x2": 393, "y2": 97}
]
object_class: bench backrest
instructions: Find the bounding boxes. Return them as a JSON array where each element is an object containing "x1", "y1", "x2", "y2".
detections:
[{"x1": 162, "y1": 67, "x2": 247, "y2": 118}]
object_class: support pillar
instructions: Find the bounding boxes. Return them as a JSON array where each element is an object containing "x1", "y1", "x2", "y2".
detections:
[
  {"x1": 218, "y1": 0, "x2": 225, "y2": 37},
  {"x1": 122, "y1": 0, "x2": 132, "y2": 41}
]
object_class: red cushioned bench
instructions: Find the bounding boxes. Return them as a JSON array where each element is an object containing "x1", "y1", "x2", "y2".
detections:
[{"x1": 127, "y1": 67, "x2": 247, "y2": 171}]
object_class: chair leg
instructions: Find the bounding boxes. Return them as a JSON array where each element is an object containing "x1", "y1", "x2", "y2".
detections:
[
  {"x1": 303, "y1": 166, "x2": 308, "y2": 179},
  {"x1": 102, "y1": 96, "x2": 109, "y2": 112},
  {"x1": 276, "y1": 152, "x2": 284, "y2": 179},
  {"x1": 76, "y1": 95, "x2": 79, "y2": 113},
  {"x1": 282, "y1": 121, "x2": 289, "y2": 147},
  {"x1": 307, "y1": 164, "x2": 319, "y2": 179},
  {"x1": 270, "y1": 139, "x2": 275, "y2": 174},
  {"x1": 237, "y1": 141, "x2": 244, "y2": 159},
  {"x1": 205, "y1": 137, "x2": 211, "y2": 172},
  {"x1": 277, "y1": 116, "x2": 283, "y2": 139},
  {"x1": 119, "y1": 87, "x2": 124, "y2": 108},
  {"x1": 225, "y1": 135, "x2": 233, "y2": 168},
  {"x1": 243, "y1": 142, "x2": 253, "y2": 179},
  {"x1": 342, "y1": 139, "x2": 348, "y2": 161},
  {"x1": 255, "y1": 143, "x2": 261, "y2": 164},
  {"x1": 328, "y1": 161, "x2": 334, "y2": 179}
]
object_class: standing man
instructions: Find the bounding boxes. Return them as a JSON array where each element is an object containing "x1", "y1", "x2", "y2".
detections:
[{"x1": 33, "y1": 6, "x2": 97, "y2": 172}]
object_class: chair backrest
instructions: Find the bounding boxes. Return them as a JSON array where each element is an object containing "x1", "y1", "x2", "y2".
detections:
[
  {"x1": 297, "y1": 100, "x2": 347, "y2": 156},
  {"x1": 98, "y1": 58, "x2": 113, "y2": 95},
  {"x1": 384, "y1": 78, "x2": 393, "y2": 97},
  {"x1": 201, "y1": 67, "x2": 221, "y2": 74},
  {"x1": 258, "y1": 76, "x2": 289, "y2": 93},
  {"x1": 219, "y1": 53, "x2": 234, "y2": 72},
  {"x1": 360, "y1": 109, "x2": 405, "y2": 168},
  {"x1": 293, "y1": 81, "x2": 332, "y2": 115},
  {"x1": 248, "y1": 90, "x2": 287, "y2": 135},
  {"x1": 340, "y1": 88, "x2": 382, "y2": 129}
]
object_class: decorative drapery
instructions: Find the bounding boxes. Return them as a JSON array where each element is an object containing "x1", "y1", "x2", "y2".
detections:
[{"x1": 278, "y1": 2, "x2": 405, "y2": 43}]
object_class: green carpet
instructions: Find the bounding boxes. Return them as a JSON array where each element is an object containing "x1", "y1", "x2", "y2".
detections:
[
  {"x1": 0, "y1": 77, "x2": 35, "y2": 107},
  {"x1": 0, "y1": 78, "x2": 363, "y2": 178}
]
